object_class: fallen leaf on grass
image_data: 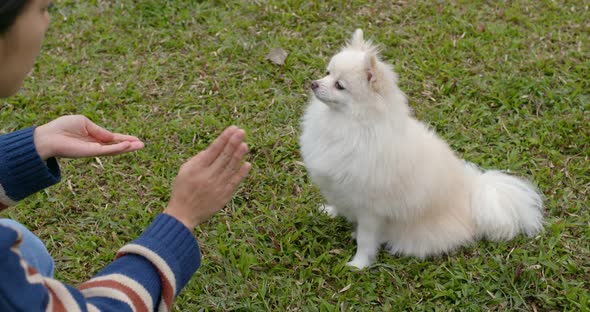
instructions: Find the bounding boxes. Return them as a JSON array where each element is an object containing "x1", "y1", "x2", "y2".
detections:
[
  {"x1": 339, "y1": 284, "x2": 352, "y2": 293},
  {"x1": 266, "y1": 47, "x2": 288, "y2": 65}
]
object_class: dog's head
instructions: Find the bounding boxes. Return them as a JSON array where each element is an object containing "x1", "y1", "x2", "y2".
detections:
[{"x1": 311, "y1": 29, "x2": 401, "y2": 119}]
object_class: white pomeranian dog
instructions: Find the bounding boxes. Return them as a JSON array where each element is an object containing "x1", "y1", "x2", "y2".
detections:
[{"x1": 299, "y1": 29, "x2": 544, "y2": 269}]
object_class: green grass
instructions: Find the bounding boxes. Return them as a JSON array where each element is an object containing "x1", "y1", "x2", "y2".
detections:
[{"x1": 1, "y1": 0, "x2": 589, "y2": 310}]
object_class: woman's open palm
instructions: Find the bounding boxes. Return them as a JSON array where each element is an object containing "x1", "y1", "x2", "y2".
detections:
[{"x1": 33, "y1": 115, "x2": 144, "y2": 160}]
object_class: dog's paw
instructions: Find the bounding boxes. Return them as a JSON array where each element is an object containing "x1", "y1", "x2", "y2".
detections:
[
  {"x1": 318, "y1": 204, "x2": 338, "y2": 218},
  {"x1": 346, "y1": 255, "x2": 372, "y2": 270}
]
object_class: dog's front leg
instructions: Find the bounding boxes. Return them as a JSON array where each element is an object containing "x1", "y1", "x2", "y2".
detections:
[{"x1": 346, "y1": 217, "x2": 380, "y2": 269}]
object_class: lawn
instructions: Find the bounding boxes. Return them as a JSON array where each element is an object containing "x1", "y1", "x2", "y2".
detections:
[{"x1": 1, "y1": 0, "x2": 588, "y2": 310}]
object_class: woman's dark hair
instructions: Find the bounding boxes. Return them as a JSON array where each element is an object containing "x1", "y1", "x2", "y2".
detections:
[{"x1": 0, "y1": 0, "x2": 29, "y2": 35}]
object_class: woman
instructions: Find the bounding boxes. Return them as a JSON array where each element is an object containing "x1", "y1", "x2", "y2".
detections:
[{"x1": 0, "y1": 0, "x2": 251, "y2": 310}]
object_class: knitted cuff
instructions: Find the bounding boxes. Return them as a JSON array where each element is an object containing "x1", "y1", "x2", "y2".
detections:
[
  {"x1": 117, "y1": 214, "x2": 201, "y2": 295},
  {"x1": 0, "y1": 127, "x2": 61, "y2": 203}
]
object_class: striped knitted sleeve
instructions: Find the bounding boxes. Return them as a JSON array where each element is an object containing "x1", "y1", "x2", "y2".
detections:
[
  {"x1": 0, "y1": 213, "x2": 201, "y2": 311},
  {"x1": 0, "y1": 127, "x2": 61, "y2": 210}
]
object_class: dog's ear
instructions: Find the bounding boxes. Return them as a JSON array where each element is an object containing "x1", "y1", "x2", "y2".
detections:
[
  {"x1": 365, "y1": 52, "x2": 379, "y2": 83},
  {"x1": 350, "y1": 29, "x2": 364, "y2": 48},
  {"x1": 348, "y1": 29, "x2": 378, "y2": 53}
]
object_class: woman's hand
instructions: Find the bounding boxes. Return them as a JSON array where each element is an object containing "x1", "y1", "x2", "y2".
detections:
[
  {"x1": 164, "y1": 126, "x2": 251, "y2": 229},
  {"x1": 33, "y1": 115, "x2": 145, "y2": 160}
]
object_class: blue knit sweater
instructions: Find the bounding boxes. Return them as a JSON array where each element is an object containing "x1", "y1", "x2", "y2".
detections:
[{"x1": 0, "y1": 127, "x2": 201, "y2": 311}]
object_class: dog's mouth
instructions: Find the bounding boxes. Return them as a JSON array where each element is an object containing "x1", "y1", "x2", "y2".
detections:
[
  {"x1": 311, "y1": 89, "x2": 326, "y2": 102},
  {"x1": 312, "y1": 93, "x2": 342, "y2": 111},
  {"x1": 309, "y1": 83, "x2": 340, "y2": 109}
]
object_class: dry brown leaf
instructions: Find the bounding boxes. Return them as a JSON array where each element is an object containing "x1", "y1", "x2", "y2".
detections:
[{"x1": 266, "y1": 47, "x2": 288, "y2": 65}]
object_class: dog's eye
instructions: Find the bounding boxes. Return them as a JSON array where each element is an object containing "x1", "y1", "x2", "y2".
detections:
[
  {"x1": 335, "y1": 81, "x2": 345, "y2": 90},
  {"x1": 326, "y1": 71, "x2": 330, "y2": 76}
]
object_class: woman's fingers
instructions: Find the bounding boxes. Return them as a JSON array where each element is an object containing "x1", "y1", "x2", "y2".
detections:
[
  {"x1": 225, "y1": 162, "x2": 252, "y2": 192},
  {"x1": 91, "y1": 141, "x2": 132, "y2": 156},
  {"x1": 85, "y1": 119, "x2": 116, "y2": 142},
  {"x1": 86, "y1": 140, "x2": 144, "y2": 157},
  {"x1": 211, "y1": 129, "x2": 245, "y2": 173},
  {"x1": 110, "y1": 132, "x2": 144, "y2": 143},
  {"x1": 198, "y1": 126, "x2": 239, "y2": 166},
  {"x1": 219, "y1": 142, "x2": 248, "y2": 178}
]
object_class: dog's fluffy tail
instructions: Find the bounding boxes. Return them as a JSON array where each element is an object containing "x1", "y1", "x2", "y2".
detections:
[{"x1": 471, "y1": 170, "x2": 544, "y2": 241}]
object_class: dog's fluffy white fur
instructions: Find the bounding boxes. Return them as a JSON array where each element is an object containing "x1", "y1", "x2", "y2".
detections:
[{"x1": 299, "y1": 29, "x2": 544, "y2": 269}]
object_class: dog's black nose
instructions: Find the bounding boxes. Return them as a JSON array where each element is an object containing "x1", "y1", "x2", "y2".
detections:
[{"x1": 311, "y1": 81, "x2": 319, "y2": 90}]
